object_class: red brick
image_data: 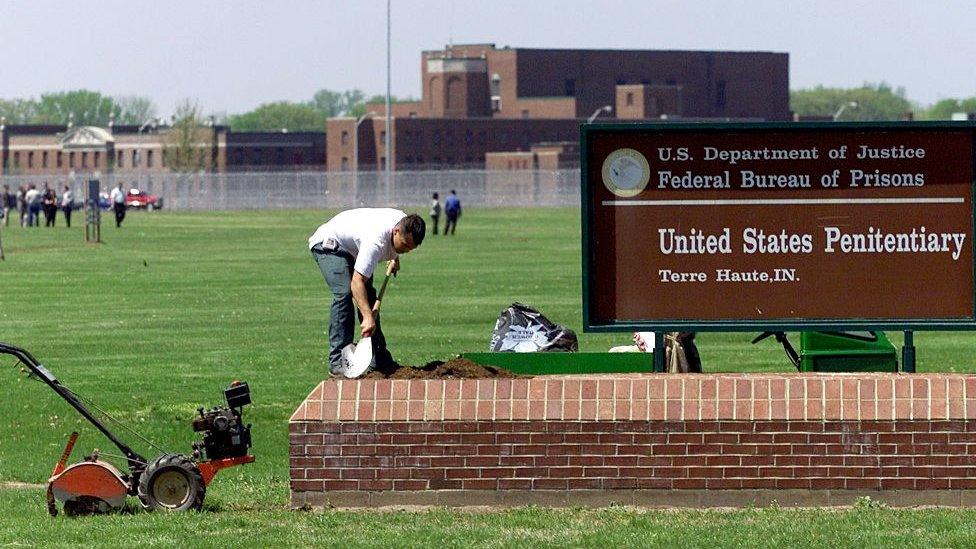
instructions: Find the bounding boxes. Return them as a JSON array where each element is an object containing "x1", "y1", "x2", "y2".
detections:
[
  {"x1": 914, "y1": 478, "x2": 950, "y2": 490},
  {"x1": 672, "y1": 478, "x2": 707, "y2": 489},
  {"x1": 603, "y1": 478, "x2": 638, "y2": 489},
  {"x1": 809, "y1": 477, "x2": 845, "y2": 489},
  {"x1": 497, "y1": 478, "x2": 534, "y2": 490},
  {"x1": 393, "y1": 480, "x2": 427, "y2": 490},
  {"x1": 322, "y1": 480, "x2": 358, "y2": 491},
  {"x1": 532, "y1": 478, "x2": 568, "y2": 490},
  {"x1": 723, "y1": 466, "x2": 758, "y2": 477},
  {"x1": 740, "y1": 478, "x2": 777, "y2": 489}
]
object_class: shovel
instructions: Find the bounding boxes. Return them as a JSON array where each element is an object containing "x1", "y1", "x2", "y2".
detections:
[{"x1": 340, "y1": 266, "x2": 393, "y2": 378}]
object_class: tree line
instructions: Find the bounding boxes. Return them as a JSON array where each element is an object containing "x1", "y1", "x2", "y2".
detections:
[
  {"x1": 0, "y1": 89, "x2": 415, "y2": 132},
  {"x1": 1, "y1": 85, "x2": 972, "y2": 132},
  {"x1": 789, "y1": 82, "x2": 975, "y2": 121}
]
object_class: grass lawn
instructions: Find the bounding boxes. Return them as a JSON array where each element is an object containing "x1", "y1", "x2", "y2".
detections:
[{"x1": 0, "y1": 207, "x2": 975, "y2": 546}]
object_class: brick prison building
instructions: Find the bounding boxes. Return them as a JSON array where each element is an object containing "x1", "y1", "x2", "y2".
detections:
[
  {"x1": 327, "y1": 44, "x2": 789, "y2": 171},
  {"x1": 0, "y1": 123, "x2": 325, "y2": 176}
]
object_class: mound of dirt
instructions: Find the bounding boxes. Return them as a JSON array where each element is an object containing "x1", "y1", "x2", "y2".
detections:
[{"x1": 362, "y1": 357, "x2": 523, "y2": 379}]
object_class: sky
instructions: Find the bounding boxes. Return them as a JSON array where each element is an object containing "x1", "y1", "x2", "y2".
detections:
[{"x1": 2, "y1": 0, "x2": 974, "y2": 117}]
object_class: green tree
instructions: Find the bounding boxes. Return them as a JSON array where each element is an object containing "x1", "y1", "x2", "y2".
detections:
[
  {"x1": 226, "y1": 101, "x2": 327, "y2": 131},
  {"x1": 310, "y1": 89, "x2": 365, "y2": 117},
  {"x1": 790, "y1": 83, "x2": 915, "y2": 121},
  {"x1": 921, "y1": 97, "x2": 976, "y2": 120},
  {"x1": 32, "y1": 90, "x2": 119, "y2": 126},
  {"x1": 0, "y1": 98, "x2": 39, "y2": 124},
  {"x1": 113, "y1": 95, "x2": 158, "y2": 125},
  {"x1": 348, "y1": 94, "x2": 418, "y2": 118},
  {"x1": 164, "y1": 100, "x2": 211, "y2": 172}
]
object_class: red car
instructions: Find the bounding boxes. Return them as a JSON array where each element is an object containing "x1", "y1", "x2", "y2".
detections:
[{"x1": 125, "y1": 188, "x2": 164, "y2": 210}]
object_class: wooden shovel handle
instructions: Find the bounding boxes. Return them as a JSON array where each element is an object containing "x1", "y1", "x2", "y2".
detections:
[{"x1": 373, "y1": 273, "x2": 391, "y2": 312}]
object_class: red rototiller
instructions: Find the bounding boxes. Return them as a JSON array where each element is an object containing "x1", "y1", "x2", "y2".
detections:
[{"x1": 1, "y1": 342, "x2": 255, "y2": 516}]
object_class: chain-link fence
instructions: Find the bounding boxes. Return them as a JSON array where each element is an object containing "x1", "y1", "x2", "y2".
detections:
[{"x1": 0, "y1": 170, "x2": 582, "y2": 210}]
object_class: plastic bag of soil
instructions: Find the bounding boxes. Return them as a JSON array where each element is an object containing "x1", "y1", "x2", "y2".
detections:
[
  {"x1": 665, "y1": 332, "x2": 702, "y2": 373},
  {"x1": 489, "y1": 302, "x2": 578, "y2": 352}
]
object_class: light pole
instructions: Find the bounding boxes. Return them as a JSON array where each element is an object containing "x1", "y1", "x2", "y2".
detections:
[
  {"x1": 353, "y1": 111, "x2": 377, "y2": 171},
  {"x1": 385, "y1": 0, "x2": 392, "y2": 185},
  {"x1": 833, "y1": 101, "x2": 858, "y2": 121},
  {"x1": 587, "y1": 105, "x2": 612, "y2": 124}
]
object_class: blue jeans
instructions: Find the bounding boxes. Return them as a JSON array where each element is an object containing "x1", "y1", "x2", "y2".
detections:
[
  {"x1": 27, "y1": 204, "x2": 41, "y2": 227},
  {"x1": 312, "y1": 249, "x2": 392, "y2": 369}
]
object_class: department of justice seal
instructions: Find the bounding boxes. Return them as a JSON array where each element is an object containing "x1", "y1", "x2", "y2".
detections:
[{"x1": 601, "y1": 148, "x2": 650, "y2": 197}]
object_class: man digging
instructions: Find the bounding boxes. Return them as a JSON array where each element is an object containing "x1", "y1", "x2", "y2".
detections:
[{"x1": 308, "y1": 208, "x2": 426, "y2": 376}]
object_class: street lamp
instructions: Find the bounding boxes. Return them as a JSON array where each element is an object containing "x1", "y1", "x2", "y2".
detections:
[
  {"x1": 353, "y1": 111, "x2": 377, "y2": 171},
  {"x1": 587, "y1": 105, "x2": 612, "y2": 124},
  {"x1": 833, "y1": 101, "x2": 858, "y2": 121}
]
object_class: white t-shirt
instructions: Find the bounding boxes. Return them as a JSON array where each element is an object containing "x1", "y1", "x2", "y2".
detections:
[
  {"x1": 25, "y1": 189, "x2": 41, "y2": 205},
  {"x1": 308, "y1": 208, "x2": 406, "y2": 278},
  {"x1": 61, "y1": 190, "x2": 74, "y2": 208},
  {"x1": 110, "y1": 187, "x2": 125, "y2": 204}
]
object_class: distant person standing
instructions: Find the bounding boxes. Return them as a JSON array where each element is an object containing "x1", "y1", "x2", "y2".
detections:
[
  {"x1": 16, "y1": 185, "x2": 27, "y2": 227},
  {"x1": 25, "y1": 184, "x2": 42, "y2": 228},
  {"x1": 444, "y1": 189, "x2": 461, "y2": 235},
  {"x1": 429, "y1": 192, "x2": 442, "y2": 235},
  {"x1": 61, "y1": 185, "x2": 74, "y2": 228},
  {"x1": 42, "y1": 184, "x2": 57, "y2": 227},
  {"x1": 110, "y1": 182, "x2": 127, "y2": 228},
  {"x1": 1, "y1": 185, "x2": 14, "y2": 227}
]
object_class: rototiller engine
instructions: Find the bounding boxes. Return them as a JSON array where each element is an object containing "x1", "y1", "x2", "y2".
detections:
[{"x1": 0, "y1": 342, "x2": 255, "y2": 516}]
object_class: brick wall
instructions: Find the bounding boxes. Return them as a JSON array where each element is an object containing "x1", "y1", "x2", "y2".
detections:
[{"x1": 290, "y1": 374, "x2": 976, "y2": 508}]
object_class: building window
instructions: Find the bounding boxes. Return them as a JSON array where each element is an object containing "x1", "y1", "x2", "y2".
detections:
[
  {"x1": 161, "y1": 150, "x2": 167, "y2": 167},
  {"x1": 81, "y1": 152, "x2": 88, "y2": 168},
  {"x1": 341, "y1": 131, "x2": 349, "y2": 145},
  {"x1": 27, "y1": 152, "x2": 34, "y2": 169},
  {"x1": 42, "y1": 151, "x2": 48, "y2": 168},
  {"x1": 490, "y1": 73, "x2": 502, "y2": 112},
  {"x1": 146, "y1": 150, "x2": 153, "y2": 168},
  {"x1": 57, "y1": 152, "x2": 63, "y2": 168},
  {"x1": 433, "y1": 130, "x2": 441, "y2": 145},
  {"x1": 341, "y1": 157, "x2": 349, "y2": 170},
  {"x1": 117, "y1": 150, "x2": 123, "y2": 168},
  {"x1": 521, "y1": 110, "x2": 529, "y2": 119},
  {"x1": 564, "y1": 78, "x2": 575, "y2": 96},
  {"x1": 380, "y1": 156, "x2": 386, "y2": 170},
  {"x1": 13, "y1": 152, "x2": 20, "y2": 168},
  {"x1": 715, "y1": 80, "x2": 727, "y2": 110},
  {"x1": 94, "y1": 151, "x2": 100, "y2": 167},
  {"x1": 133, "y1": 150, "x2": 140, "y2": 167},
  {"x1": 380, "y1": 131, "x2": 386, "y2": 143},
  {"x1": 68, "y1": 152, "x2": 74, "y2": 168},
  {"x1": 626, "y1": 92, "x2": 634, "y2": 106}
]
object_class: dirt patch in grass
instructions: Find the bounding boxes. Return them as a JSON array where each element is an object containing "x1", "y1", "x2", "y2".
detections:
[{"x1": 363, "y1": 357, "x2": 523, "y2": 379}]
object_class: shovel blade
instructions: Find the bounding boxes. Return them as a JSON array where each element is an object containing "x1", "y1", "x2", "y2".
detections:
[{"x1": 343, "y1": 336, "x2": 374, "y2": 378}]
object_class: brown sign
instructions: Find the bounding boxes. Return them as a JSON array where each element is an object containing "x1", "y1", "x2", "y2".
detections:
[{"x1": 582, "y1": 123, "x2": 976, "y2": 330}]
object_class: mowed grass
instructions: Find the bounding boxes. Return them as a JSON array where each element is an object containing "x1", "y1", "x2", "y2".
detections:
[{"x1": 1, "y1": 207, "x2": 975, "y2": 546}]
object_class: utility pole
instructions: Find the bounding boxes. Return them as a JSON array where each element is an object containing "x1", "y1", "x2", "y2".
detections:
[{"x1": 386, "y1": 0, "x2": 393, "y2": 195}]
